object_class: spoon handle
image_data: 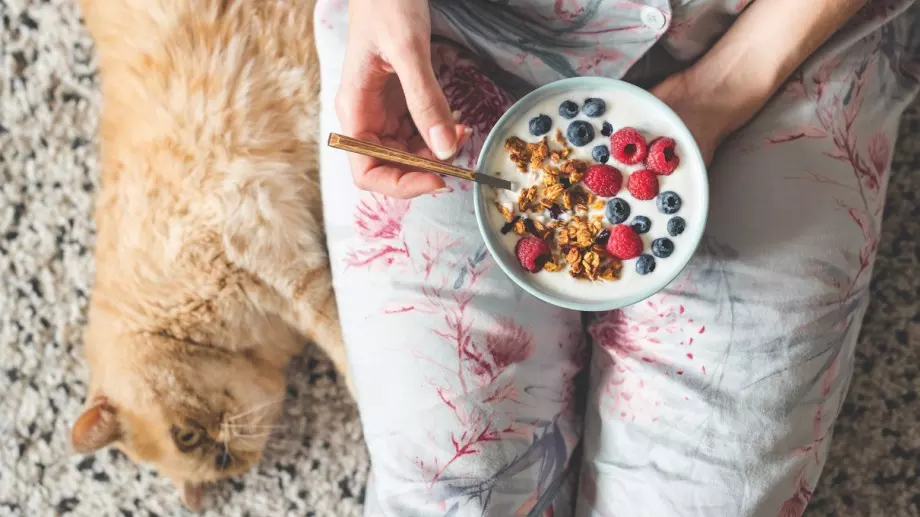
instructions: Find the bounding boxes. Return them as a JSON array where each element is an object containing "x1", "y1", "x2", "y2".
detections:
[{"x1": 327, "y1": 133, "x2": 475, "y2": 181}]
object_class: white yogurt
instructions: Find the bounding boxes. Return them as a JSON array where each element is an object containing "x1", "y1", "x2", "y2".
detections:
[{"x1": 482, "y1": 87, "x2": 706, "y2": 306}]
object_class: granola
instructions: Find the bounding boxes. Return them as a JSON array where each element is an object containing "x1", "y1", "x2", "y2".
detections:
[{"x1": 495, "y1": 134, "x2": 623, "y2": 282}]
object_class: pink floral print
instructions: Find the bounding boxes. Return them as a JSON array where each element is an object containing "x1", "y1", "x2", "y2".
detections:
[
  {"x1": 574, "y1": 48, "x2": 627, "y2": 75},
  {"x1": 550, "y1": 0, "x2": 587, "y2": 22},
  {"x1": 591, "y1": 278, "x2": 708, "y2": 423},
  {"x1": 434, "y1": 44, "x2": 515, "y2": 170},
  {"x1": 484, "y1": 318, "x2": 535, "y2": 370},
  {"x1": 769, "y1": 55, "x2": 886, "y2": 300},
  {"x1": 339, "y1": 50, "x2": 578, "y2": 509},
  {"x1": 315, "y1": 0, "x2": 919, "y2": 515},
  {"x1": 778, "y1": 471, "x2": 815, "y2": 517},
  {"x1": 344, "y1": 194, "x2": 412, "y2": 270}
]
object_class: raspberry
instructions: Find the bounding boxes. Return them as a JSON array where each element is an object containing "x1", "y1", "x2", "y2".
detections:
[
  {"x1": 626, "y1": 169, "x2": 659, "y2": 200},
  {"x1": 583, "y1": 164, "x2": 622, "y2": 197},
  {"x1": 515, "y1": 236, "x2": 550, "y2": 273},
  {"x1": 610, "y1": 127, "x2": 647, "y2": 165},
  {"x1": 605, "y1": 225, "x2": 643, "y2": 260},
  {"x1": 646, "y1": 137, "x2": 680, "y2": 175}
]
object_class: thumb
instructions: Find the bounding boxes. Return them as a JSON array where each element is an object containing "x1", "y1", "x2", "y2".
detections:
[{"x1": 391, "y1": 49, "x2": 458, "y2": 161}]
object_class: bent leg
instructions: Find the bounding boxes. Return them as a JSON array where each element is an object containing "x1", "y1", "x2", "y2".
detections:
[
  {"x1": 315, "y1": 4, "x2": 585, "y2": 515},
  {"x1": 576, "y1": 13, "x2": 919, "y2": 517}
]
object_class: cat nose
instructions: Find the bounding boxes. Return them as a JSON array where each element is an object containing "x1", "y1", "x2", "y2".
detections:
[{"x1": 214, "y1": 442, "x2": 232, "y2": 471}]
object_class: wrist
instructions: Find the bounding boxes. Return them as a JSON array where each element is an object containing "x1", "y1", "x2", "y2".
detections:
[
  {"x1": 680, "y1": 0, "x2": 868, "y2": 138},
  {"x1": 681, "y1": 49, "x2": 780, "y2": 139}
]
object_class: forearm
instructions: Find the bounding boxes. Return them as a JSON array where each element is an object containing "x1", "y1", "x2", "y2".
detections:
[{"x1": 685, "y1": 0, "x2": 867, "y2": 135}]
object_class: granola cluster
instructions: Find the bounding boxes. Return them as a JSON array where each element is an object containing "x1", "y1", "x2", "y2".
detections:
[{"x1": 497, "y1": 130, "x2": 623, "y2": 282}]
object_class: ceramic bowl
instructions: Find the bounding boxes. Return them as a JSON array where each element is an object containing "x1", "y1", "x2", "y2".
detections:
[{"x1": 473, "y1": 77, "x2": 709, "y2": 311}]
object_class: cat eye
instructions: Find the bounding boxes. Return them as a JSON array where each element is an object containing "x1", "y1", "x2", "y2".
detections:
[{"x1": 171, "y1": 420, "x2": 206, "y2": 451}]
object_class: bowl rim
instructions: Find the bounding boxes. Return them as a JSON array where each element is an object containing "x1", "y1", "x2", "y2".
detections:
[{"x1": 473, "y1": 77, "x2": 709, "y2": 312}]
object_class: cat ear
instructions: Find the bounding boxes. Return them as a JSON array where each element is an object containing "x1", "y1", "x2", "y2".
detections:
[{"x1": 71, "y1": 398, "x2": 120, "y2": 453}]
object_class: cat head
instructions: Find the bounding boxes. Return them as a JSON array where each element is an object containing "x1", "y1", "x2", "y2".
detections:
[{"x1": 70, "y1": 332, "x2": 288, "y2": 510}]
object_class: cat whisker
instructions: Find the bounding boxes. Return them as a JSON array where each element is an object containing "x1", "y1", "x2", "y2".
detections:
[
  {"x1": 230, "y1": 431, "x2": 275, "y2": 439},
  {"x1": 220, "y1": 421, "x2": 287, "y2": 447},
  {"x1": 224, "y1": 423, "x2": 287, "y2": 430},
  {"x1": 227, "y1": 397, "x2": 285, "y2": 422},
  {"x1": 225, "y1": 444, "x2": 237, "y2": 468},
  {"x1": 266, "y1": 435, "x2": 303, "y2": 445}
]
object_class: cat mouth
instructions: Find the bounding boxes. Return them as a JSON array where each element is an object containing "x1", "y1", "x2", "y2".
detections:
[
  {"x1": 189, "y1": 446, "x2": 260, "y2": 483},
  {"x1": 209, "y1": 430, "x2": 270, "y2": 476}
]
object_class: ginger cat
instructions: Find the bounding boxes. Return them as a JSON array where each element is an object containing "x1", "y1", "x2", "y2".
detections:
[{"x1": 71, "y1": 0, "x2": 348, "y2": 510}]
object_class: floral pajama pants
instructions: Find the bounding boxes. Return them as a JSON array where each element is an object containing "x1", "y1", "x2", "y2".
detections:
[{"x1": 314, "y1": 1, "x2": 919, "y2": 516}]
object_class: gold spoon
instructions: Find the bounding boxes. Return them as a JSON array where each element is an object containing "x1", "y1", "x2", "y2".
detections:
[{"x1": 327, "y1": 133, "x2": 517, "y2": 191}]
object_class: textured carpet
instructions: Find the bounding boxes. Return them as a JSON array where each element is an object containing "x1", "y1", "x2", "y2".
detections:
[{"x1": 0, "y1": 1, "x2": 917, "y2": 516}]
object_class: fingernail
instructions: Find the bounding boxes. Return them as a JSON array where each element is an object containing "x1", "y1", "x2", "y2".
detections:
[
  {"x1": 433, "y1": 187, "x2": 451, "y2": 195},
  {"x1": 429, "y1": 124, "x2": 457, "y2": 161},
  {"x1": 451, "y1": 110, "x2": 462, "y2": 121}
]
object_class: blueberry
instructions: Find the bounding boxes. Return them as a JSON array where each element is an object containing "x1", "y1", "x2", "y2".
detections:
[
  {"x1": 630, "y1": 216, "x2": 651, "y2": 234},
  {"x1": 656, "y1": 191, "x2": 682, "y2": 214},
  {"x1": 559, "y1": 100, "x2": 579, "y2": 119},
  {"x1": 600, "y1": 122, "x2": 613, "y2": 137},
  {"x1": 523, "y1": 218, "x2": 538, "y2": 235},
  {"x1": 605, "y1": 197, "x2": 630, "y2": 224},
  {"x1": 651, "y1": 238, "x2": 674, "y2": 258},
  {"x1": 583, "y1": 98, "x2": 606, "y2": 117},
  {"x1": 592, "y1": 145, "x2": 610, "y2": 164},
  {"x1": 667, "y1": 217, "x2": 686, "y2": 236},
  {"x1": 636, "y1": 254, "x2": 656, "y2": 275},
  {"x1": 594, "y1": 229, "x2": 611, "y2": 245},
  {"x1": 500, "y1": 216, "x2": 521, "y2": 235},
  {"x1": 566, "y1": 120, "x2": 595, "y2": 147},
  {"x1": 528, "y1": 114, "x2": 552, "y2": 136}
]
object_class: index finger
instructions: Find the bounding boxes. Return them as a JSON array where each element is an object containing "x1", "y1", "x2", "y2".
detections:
[
  {"x1": 346, "y1": 133, "x2": 446, "y2": 198},
  {"x1": 336, "y1": 47, "x2": 443, "y2": 197}
]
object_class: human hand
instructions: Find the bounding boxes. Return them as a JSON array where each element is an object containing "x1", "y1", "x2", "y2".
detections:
[
  {"x1": 650, "y1": 0, "x2": 865, "y2": 167},
  {"x1": 650, "y1": 72, "x2": 732, "y2": 167},
  {"x1": 335, "y1": 0, "x2": 467, "y2": 198}
]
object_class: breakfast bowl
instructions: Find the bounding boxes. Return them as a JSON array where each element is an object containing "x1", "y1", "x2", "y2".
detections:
[{"x1": 473, "y1": 77, "x2": 709, "y2": 311}]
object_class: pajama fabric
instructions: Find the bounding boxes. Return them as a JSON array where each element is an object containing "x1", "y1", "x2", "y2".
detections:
[{"x1": 314, "y1": 1, "x2": 920, "y2": 515}]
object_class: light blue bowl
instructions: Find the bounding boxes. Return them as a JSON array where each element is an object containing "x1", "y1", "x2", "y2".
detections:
[{"x1": 473, "y1": 77, "x2": 709, "y2": 312}]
